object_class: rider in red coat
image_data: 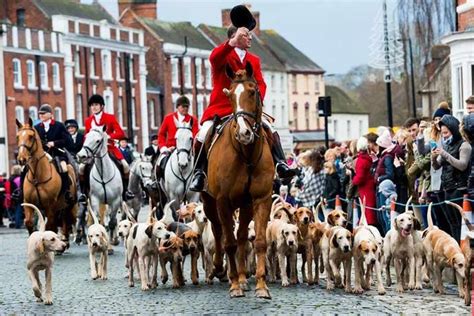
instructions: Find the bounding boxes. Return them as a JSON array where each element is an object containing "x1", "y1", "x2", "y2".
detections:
[
  {"x1": 189, "y1": 18, "x2": 298, "y2": 192},
  {"x1": 78, "y1": 94, "x2": 134, "y2": 203},
  {"x1": 155, "y1": 96, "x2": 198, "y2": 178}
]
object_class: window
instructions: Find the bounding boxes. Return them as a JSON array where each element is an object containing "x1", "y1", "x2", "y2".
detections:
[
  {"x1": 15, "y1": 106, "x2": 24, "y2": 124},
  {"x1": 171, "y1": 58, "x2": 179, "y2": 87},
  {"x1": 52, "y1": 63, "x2": 60, "y2": 89},
  {"x1": 455, "y1": 66, "x2": 464, "y2": 117},
  {"x1": 281, "y1": 100, "x2": 286, "y2": 127},
  {"x1": 333, "y1": 120, "x2": 338, "y2": 139},
  {"x1": 292, "y1": 103, "x2": 298, "y2": 129},
  {"x1": 271, "y1": 74, "x2": 276, "y2": 91},
  {"x1": 74, "y1": 49, "x2": 81, "y2": 76},
  {"x1": 39, "y1": 61, "x2": 48, "y2": 90},
  {"x1": 280, "y1": 74, "x2": 284, "y2": 92},
  {"x1": 291, "y1": 74, "x2": 297, "y2": 93},
  {"x1": 315, "y1": 75, "x2": 320, "y2": 93},
  {"x1": 54, "y1": 107, "x2": 62, "y2": 121},
  {"x1": 116, "y1": 53, "x2": 122, "y2": 80},
  {"x1": 101, "y1": 50, "x2": 112, "y2": 80},
  {"x1": 184, "y1": 58, "x2": 191, "y2": 88},
  {"x1": 117, "y1": 96, "x2": 124, "y2": 127},
  {"x1": 29, "y1": 106, "x2": 38, "y2": 120},
  {"x1": 26, "y1": 60, "x2": 36, "y2": 88},
  {"x1": 195, "y1": 59, "x2": 203, "y2": 87},
  {"x1": 148, "y1": 99, "x2": 157, "y2": 129},
  {"x1": 16, "y1": 9, "x2": 25, "y2": 27},
  {"x1": 359, "y1": 120, "x2": 363, "y2": 137},
  {"x1": 197, "y1": 97, "x2": 204, "y2": 120},
  {"x1": 205, "y1": 61, "x2": 212, "y2": 89},
  {"x1": 131, "y1": 97, "x2": 138, "y2": 129},
  {"x1": 347, "y1": 120, "x2": 351, "y2": 138},
  {"x1": 129, "y1": 55, "x2": 135, "y2": 81},
  {"x1": 305, "y1": 102, "x2": 310, "y2": 130},
  {"x1": 13, "y1": 59, "x2": 22, "y2": 88},
  {"x1": 89, "y1": 49, "x2": 96, "y2": 77},
  {"x1": 76, "y1": 94, "x2": 83, "y2": 127},
  {"x1": 272, "y1": 101, "x2": 277, "y2": 124},
  {"x1": 104, "y1": 89, "x2": 113, "y2": 113}
]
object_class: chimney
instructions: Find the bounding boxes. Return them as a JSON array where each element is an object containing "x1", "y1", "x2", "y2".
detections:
[
  {"x1": 118, "y1": 0, "x2": 157, "y2": 20},
  {"x1": 221, "y1": 4, "x2": 260, "y2": 36}
]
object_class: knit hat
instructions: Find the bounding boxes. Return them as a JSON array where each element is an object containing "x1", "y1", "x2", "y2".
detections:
[
  {"x1": 376, "y1": 129, "x2": 393, "y2": 149},
  {"x1": 356, "y1": 136, "x2": 368, "y2": 152},
  {"x1": 88, "y1": 94, "x2": 105, "y2": 107},
  {"x1": 433, "y1": 101, "x2": 451, "y2": 119}
]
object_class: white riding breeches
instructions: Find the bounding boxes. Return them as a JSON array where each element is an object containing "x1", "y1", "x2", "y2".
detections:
[{"x1": 196, "y1": 117, "x2": 274, "y2": 143}]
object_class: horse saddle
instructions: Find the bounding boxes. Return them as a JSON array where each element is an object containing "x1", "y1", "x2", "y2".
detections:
[
  {"x1": 207, "y1": 115, "x2": 233, "y2": 158},
  {"x1": 156, "y1": 153, "x2": 171, "y2": 181}
]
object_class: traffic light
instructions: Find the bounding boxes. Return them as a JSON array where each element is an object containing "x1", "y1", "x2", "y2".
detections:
[{"x1": 318, "y1": 96, "x2": 332, "y2": 117}]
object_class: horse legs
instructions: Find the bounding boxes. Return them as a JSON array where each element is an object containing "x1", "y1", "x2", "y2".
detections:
[
  {"x1": 236, "y1": 206, "x2": 252, "y2": 291},
  {"x1": 216, "y1": 198, "x2": 243, "y2": 298},
  {"x1": 24, "y1": 204, "x2": 35, "y2": 235},
  {"x1": 108, "y1": 207, "x2": 119, "y2": 249},
  {"x1": 253, "y1": 198, "x2": 272, "y2": 299}
]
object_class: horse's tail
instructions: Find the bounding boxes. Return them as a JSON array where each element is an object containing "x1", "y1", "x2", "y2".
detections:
[
  {"x1": 22, "y1": 203, "x2": 45, "y2": 232},
  {"x1": 87, "y1": 200, "x2": 99, "y2": 225}
]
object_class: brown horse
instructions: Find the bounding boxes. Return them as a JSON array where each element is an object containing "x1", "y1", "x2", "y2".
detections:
[
  {"x1": 201, "y1": 63, "x2": 274, "y2": 299},
  {"x1": 16, "y1": 118, "x2": 77, "y2": 247}
]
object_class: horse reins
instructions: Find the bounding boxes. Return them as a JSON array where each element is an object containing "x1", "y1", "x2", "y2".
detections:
[{"x1": 172, "y1": 125, "x2": 194, "y2": 203}]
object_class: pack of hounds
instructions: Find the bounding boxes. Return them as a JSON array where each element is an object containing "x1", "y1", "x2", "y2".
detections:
[{"x1": 24, "y1": 195, "x2": 473, "y2": 306}]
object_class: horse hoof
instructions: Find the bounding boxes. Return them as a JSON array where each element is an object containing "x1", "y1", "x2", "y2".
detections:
[
  {"x1": 107, "y1": 248, "x2": 114, "y2": 255},
  {"x1": 255, "y1": 288, "x2": 271, "y2": 299},
  {"x1": 111, "y1": 238, "x2": 119, "y2": 246},
  {"x1": 229, "y1": 288, "x2": 245, "y2": 298}
]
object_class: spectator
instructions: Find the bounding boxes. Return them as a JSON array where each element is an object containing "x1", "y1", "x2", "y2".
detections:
[
  {"x1": 323, "y1": 161, "x2": 340, "y2": 209},
  {"x1": 144, "y1": 135, "x2": 159, "y2": 164},
  {"x1": 118, "y1": 138, "x2": 134, "y2": 165},
  {"x1": 432, "y1": 114, "x2": 472, "y2": 243},
  {"x1": 462, "y1": 113, "x2": 474, "y2": 198},
  {"x1": 279, "y1": 185, "x2": 296, "y2": 206},
  {"x1": 296, "y1": 150, "x2": 325, "y2": 209},
  {"x1": 366, "y1": 132, "x2": 380, "y2": 175},
  {"x1": 352, "y1": 136, "x2": 377, "y2": 225},
  {"x1": 378, "y1": 179, "x2": 398, "y2": 234},
  {"x1": 0, "y1": 173, "x2": 6, "y2": 227},
  {"x1": 65, "y1": 119, "x2": 84, "y2": 157},
  {"x1": 392, "y1": 129, "x2": 409, "y2": 213},
  {"x1": 7, "y1": 165, "x2": 22, "y2": 229},
  {"x1": 466, "y1": 96, "x2": 474, "y2": 114}
]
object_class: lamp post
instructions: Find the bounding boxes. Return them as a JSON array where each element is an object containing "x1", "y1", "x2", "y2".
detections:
[{"x1": 398, "y1": 38, "x2": 417, "y2": 118}]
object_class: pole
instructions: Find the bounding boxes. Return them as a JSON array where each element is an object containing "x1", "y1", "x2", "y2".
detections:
[
  {"x1": 408, "y1": 38, "x2": 416, "y2": 118},
  {"x1": 0, "y1": 25, "x2": 10, "y2": 176},
  {"x1": 124, "y1": 53, "x2": 134, "y2": 143},
  {"x1": 386, "y1": 82, "x2": 393, "y2": 127},
  {"x1": 383, "y1": 0, "x2": 393, "y2": 127},
  {"x1": 324, "y1": 99, "x2": 329, "y2": 149}
]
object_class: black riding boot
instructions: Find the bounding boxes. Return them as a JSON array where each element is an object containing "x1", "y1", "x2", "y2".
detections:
[
  {"x1": 189, "y1": 141, "x2": 207, "y2": 192},
  {"x1": 123, "y1": 175, "x2": 135, "y2": 201},
  {"x1": 60, "y1": 171, "x2": 73, "y2": 204},
  {"x1": 271, "y1": 132, "x2": 299, "y2": 183},
  {"x1": 78, "y1": 174, "x2": 88, "y2": 204}
]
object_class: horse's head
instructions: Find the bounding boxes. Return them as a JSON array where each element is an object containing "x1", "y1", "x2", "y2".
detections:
[
  {"x1": 16, "y1": 118, "x2": 41, "y2": 165},
  {"x1": 223, "y1": 62, "x2": 262, "y2": 146},
  {"x1": 174, "y1": 119, "x2": 193, "y2": 170},
  {"x1": 133, "y1": 155, "x2": 154, "y2": 187},
  {"x1": 77, "y1": 126, "x2": 108, "y2": 163}
]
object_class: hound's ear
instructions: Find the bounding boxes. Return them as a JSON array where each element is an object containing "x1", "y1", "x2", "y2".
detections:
[
  {"x1": 132, "y1": 225, "x2": 139, "y2": 239},
  {"x1": 327, "y1": 214, "x2": 335, "y2": 226},
  {"x1": 281, "y1": 229, "x2": 285, "y2": 238},
  {"x1": 331, "y1": 233, "x2": 338, "y2": 248},
  {"x1": 225, "y1": 64, "x2": 235, "y2": 80},
  {"x1": 36, "y1": 238, "x2": 45, "y2": 254},
  {"x1": 100, "y1": 232, "x2": 108, "y2": 245},
  {"x1": 245, "y1": 61, "x2": 254, "y2": 79},
  {"x1": 413, "y1": 217, "x2": 422, "y2": 231},
  {"x1": 448, "y1": 256, "x2": 455, "y2": 267},
  {"x1": 16, "y1": 119, "x2": 23, "y2": 129},
  {"x1": 358, "y1": 243, "x2": 363, "y2": 251},
  {"x1": 28, "y1": 117, "x2": 33, "y2": 127},
  {"x1": 309, "y1": 210, "x2": 315, "y2": 223},
  {"x1": 145, "y1": 225, "x2": 153, "y2": 239},
  {"x1": 393, "y1": 217, "x2": 399, "y2": 231}
]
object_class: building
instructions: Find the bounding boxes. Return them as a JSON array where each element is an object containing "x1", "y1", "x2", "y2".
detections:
[
  {"x1": 0, "y1": 0, "x2": 149, "y2": 175},
  {"x1": 442, "y1": 0, "x2": 474, "y2": 118},
  {"x1": 325, "y1": 85, "x2": 369, "y2": 142},
  {"x1": 118, "y1": 0, "x2": 214, "y2": 131}
]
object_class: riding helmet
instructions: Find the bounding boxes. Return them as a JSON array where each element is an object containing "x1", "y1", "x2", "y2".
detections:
[
  {"x1": 65, "y1": 119, "x2": 79, "y2": 129},
  {"x1": 88, "y1": 94, "x2": 105, "y2": 107}
]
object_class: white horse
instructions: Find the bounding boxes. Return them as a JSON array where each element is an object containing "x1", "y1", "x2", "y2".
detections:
[
  {"x1": 161, "y1": 119, "x2": 199, "y2": 213},
  {"x1": 77, "y1": 126, "x2": 123, "y2": 249},
  {"x1": 126, "y1": 155, "x2": 154, "y2": 219}
]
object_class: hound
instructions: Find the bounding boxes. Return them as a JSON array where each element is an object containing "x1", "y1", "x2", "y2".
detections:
[
  {"x1": 424, "y1": 202, "x2": 466, "y2": 298},
  {"x1": 158, "y1": 233, "x2": 185, "y2": 288},
  {"x1": 24, "y1": 203, "x2": 67, "y2": 305},
  {"x1": 352, "y1": 198, "x2": 385, "y2": 294},
  {"x1": 306, "y1": 204, "x2": 326, "y2": 285},
  {"x1": 234, "y1": 220, "x2": 256, "y2": 278},
  {"x1": 293, "y1": 207, "x2": 314, "y2": 283},
  {"x1": 86, "y1": 202, "x2": 109, "y2": 280},
  {"x1": 266, "y1": 219, "x2": 299, "y2": 287}
]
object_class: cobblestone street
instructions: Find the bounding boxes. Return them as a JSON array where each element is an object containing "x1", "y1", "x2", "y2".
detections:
[{"x1": 0, "y1": 216, "x2": 471, "y2": 315}]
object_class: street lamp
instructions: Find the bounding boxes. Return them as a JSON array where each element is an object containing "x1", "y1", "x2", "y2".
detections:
[{"x1": 398, "y1": 38, "x2": 417, "y2": 118}]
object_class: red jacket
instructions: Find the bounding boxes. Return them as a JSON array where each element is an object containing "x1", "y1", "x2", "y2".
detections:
[
  {"x1": 352, "y1": 151, "x2": 377, "y2": 225},
  {"x1": 158, "y1": 112, "x2": 199, "y2": 150},
  {"x1": 200, "y1": 41, "x2": 266, "y2": 124},
  {"x1": 85, "y1": 112, "x2": 125, "y2": 160}
]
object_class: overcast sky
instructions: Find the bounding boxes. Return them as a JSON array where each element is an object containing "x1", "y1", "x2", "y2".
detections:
[{"x1": 85, "y1": 0, "x2": 395, "y2": 74}]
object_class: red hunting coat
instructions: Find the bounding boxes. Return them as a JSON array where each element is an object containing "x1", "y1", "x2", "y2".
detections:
[
  {"x1": 200, "y1": 40, "x2": 266, "y2": 124},
  {"x1": 352, "y1": 151, "x2": 377, "y2": 225},
  {"x1": 158, "y1": 112, "x2": 199, "y2": 150},
  {"x1": 85, "y1": 112, "x2": 125, "y2": 160}
]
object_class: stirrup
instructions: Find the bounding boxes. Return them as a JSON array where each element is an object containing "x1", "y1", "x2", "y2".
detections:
[
  {"x1": 78, "y1": 194, "x2": 87, "y2": 204},
  {"x1": 189, "y1": 171, "x2": 206, "y2": 192},
  {"x1": 124, "y1": 190, "x2": 135, "y2": 201}
]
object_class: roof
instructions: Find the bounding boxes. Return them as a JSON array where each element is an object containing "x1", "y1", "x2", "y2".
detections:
[
  {"x1": 140, "y1": 18, "x2": 214, "y2": 51},
  {"x1": 34, "y1": 0, "x2": 116, "y2": 24},
  {"x1": 197, "y1": 24, "x2": 285, "y2": 72},
  {"x1": 291, "y1": 131, "x2": 332, "y2": 142},
  {"x1": 325, "y1": 85, "x2": 368, "y2": 114},
  {"x1": 258, "y1": 29, "x2": 324, "y2": 74}
]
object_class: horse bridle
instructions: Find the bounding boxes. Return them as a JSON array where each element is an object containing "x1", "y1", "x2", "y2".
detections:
[
  {"x1": 82, "y1": 129, "x2": 107, "y2": 159},
  {"x1": 232, "y1": 78, "x2": 263, "y2": 139},
  {"x1": 17, "y1": 127, "x2": 39, "y2": 157},
  {"x1": 176, "y1": 126, "x2": 193, "y2": 162}
]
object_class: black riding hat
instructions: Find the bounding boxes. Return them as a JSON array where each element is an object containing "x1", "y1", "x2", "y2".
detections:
[
  {"x1": 65, "y1": 119, "x2": 79, "y2": 129},
  {"x1": 88, "y1": 94, "x2": 105, "y2": 107},
  {"x1": 230, "y1": 5, "x2": 256, "y2": 31}
]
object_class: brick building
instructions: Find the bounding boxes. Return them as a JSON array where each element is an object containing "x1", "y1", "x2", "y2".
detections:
[
  {"x1": 118, "y1": 0, "x2": 214, "y2": 131},
  {"x1": 0, "y1": 0, "x2": 149, "y2": 174}
]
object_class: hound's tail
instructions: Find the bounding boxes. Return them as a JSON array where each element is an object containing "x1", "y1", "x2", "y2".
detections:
[
  {"x1": 122, "y1": 202, "x2": 137, "y2": 224},
  {"x1": 358, "y1": 196, "x2": 368, "y2": 227},
  {"x1": 446, "y1": 201, "x2": 474, "y2": 231},
  {"x1": 87, "y1": 200, "x2": 99, "y2": 225},
  {"x1": 22, "y1": 203, "x2": 45, "y2": 232},
  {"x1": 312, "y1": 200, "x2": 323, "y2": 224},
  {"x1": 161, "y1": 199, "x2": 176, "y2": 226},
  {"x1": 405, "y1": 196, "x2": 413, "y2": 214},
  {"x1": 426, "y1": 202, "x2": 434, "y2": 231}
]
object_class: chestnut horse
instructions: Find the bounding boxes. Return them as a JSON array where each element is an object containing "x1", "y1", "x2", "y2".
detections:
[
  {"x1": 201, "y1": 63, "x2": 274, "y2": 299},
  {"x1": 16, "y1": 118, "x2": 77, "y2": 246}
]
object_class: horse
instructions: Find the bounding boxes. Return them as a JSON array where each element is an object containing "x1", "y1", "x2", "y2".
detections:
[
  {"x1": 126, "y1": 155, "x2": 154, "y2": 219},
  {"x1": 76, "y1": 126, "x2": 123, "y2": 250},
  {"x1": 201, "y1": 63, "x2": 275, "y2": 299},
  {"x1": 160, "y1": 120, "x2": 199, "y2": 215},
  {"x1": 15, "y1": 118, "x2": 77, "y2": 247}
]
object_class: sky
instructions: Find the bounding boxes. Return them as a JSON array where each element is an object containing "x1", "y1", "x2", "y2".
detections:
[{"x1": 84, "y1": 0, "x2": 394, "y2": 74}]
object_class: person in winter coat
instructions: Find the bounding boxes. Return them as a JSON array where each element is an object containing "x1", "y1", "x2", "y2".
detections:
[
  {"x1": 323, "y1": 161, "x2": 341, "y2": 209},
  {"x1": 296, "y1": 151, "x2": 325, "y2": 210},
  {"x1": 462, "y1": 113, "x2": 474, "y2": 198},
  {"x1": 378, "y1": 179, "x2": 398, "y2": 235},
  {"x1": 352, "y1": 136, "x2": 377, "y2": 225},
  {"x1": 432, "y1": 114, "x2": 472, "y2": 243}
]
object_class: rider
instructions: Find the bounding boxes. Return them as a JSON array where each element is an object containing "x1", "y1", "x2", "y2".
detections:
[
  {"x1": 78, "y1": 94, "x2": 134, "y2": 203},
  {"x1": 65, "y1": 119, "x2": 84, "y2": 157},
  {"x1": 35, "y1": 104, "x2": 74, "y2": 202},
  {"x1": 155, "y1": 95, "x2": 199, "y2": 179},
  {"x1": 189, "y1": 11, "x2": 298, "y2": 192}
]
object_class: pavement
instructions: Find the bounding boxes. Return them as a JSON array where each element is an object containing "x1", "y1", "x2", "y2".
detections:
[{"x1": 0, "y1": 212, "x2": 471, "y2": 315}]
